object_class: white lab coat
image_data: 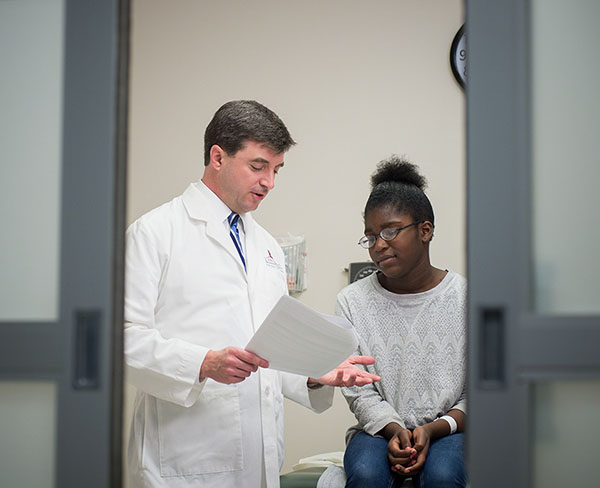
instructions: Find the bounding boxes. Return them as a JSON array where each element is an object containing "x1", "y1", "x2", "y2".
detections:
[{"x1": 124, "y1": 181, "x2": 333, "y2": 488}]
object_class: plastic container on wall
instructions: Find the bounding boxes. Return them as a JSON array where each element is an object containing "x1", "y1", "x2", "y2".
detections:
[{"x1": 275, "y1": 234, "x2": 307, "y2": 293}]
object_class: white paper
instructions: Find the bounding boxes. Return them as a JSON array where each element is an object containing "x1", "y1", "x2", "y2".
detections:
[{"x1": 245, "y1": 295, "x2": 358, "y2": 378}]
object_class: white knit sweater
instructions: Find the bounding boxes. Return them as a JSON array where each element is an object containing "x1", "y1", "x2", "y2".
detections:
[{"x1": 337, "y1": 270, "x2": 467, "y2": 442}]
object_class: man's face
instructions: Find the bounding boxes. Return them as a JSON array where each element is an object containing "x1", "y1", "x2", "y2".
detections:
[{"x1": 216, "y1": 140, "x2": 285, "y2": 214}]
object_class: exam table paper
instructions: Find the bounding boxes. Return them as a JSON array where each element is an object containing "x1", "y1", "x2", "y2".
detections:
[{"x1": 245, "y1": 295, "x2": 359, "y2": 378}]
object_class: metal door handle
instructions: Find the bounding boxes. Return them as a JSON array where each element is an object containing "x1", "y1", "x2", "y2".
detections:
[
  {"x1": 479, "y1": 307, "x2": 505, "y2": 389},
  {"x1": 73, "y1": 309, "x2": 101, "y2": 389}
]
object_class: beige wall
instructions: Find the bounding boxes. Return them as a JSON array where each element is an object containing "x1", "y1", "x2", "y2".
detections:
[{"x1": 126, "y1": 0, "x2": 465, "y2": 476}]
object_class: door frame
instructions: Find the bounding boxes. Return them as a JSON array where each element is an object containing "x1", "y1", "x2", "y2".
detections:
[
  {"x1": 0, "y1": 1, "x2": 129, "y2": 486},
  {"x1": 466, "y1": 1, "x2": 600, "y2": 486}
]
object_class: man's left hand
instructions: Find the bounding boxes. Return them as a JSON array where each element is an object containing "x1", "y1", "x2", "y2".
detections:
[{"x1": 308, "y1": 355, "x2": 381, "y2": 387}]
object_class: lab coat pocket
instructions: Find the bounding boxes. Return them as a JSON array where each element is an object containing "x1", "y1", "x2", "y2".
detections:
[{"x1": 157, "y1": 383, "x2": 243, "y2": 476}]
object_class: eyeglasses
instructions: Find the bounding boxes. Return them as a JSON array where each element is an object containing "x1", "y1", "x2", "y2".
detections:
[{"x1": 357, "y1": 221, "x2": 425, "y2": 249}]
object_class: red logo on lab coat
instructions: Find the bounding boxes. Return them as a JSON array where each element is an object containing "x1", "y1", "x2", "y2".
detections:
[{"x1": 264, "y1": 249, "x2": 281, "y2": 270}]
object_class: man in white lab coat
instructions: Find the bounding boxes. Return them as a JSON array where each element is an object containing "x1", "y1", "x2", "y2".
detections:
[{"x1": 124, "y1": 100, "x2": 379, "y2": 488}]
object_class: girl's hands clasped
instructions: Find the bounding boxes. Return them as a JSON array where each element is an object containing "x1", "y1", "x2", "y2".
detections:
[{"x1": 388, "y1": 425, "x2": 432, "y2": 476}]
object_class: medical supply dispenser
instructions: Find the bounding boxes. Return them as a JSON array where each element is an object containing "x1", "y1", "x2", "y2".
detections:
[{"x1": 275, "y1": 234, "x2": 307, "y2": 293}]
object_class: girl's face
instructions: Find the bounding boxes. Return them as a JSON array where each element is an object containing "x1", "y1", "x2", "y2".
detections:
[{"x1": 364, "y1": 205, "x2": 431, "y2": 280}]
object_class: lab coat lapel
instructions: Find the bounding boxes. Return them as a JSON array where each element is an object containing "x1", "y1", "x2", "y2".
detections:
[
  {"x1": 243, "y1": 214, "x2": 259, "y2": 285},
  {"x1": 207, "y1": 221, "x2": 247, "y2": 276},
  {"x1": 181, "y1": 183, "x2": 248, "y2": 278},
  {"x1": 242, "y1": 214, "x2": 266, "y2": 334}
]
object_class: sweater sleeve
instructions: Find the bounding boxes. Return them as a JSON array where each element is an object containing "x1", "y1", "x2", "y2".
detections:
[
  {"x1": 336, "y1": 293, "x2": 405, "y2": 434},
  {"x1": 449, "y1": 379, "x2": 467, "y2": 415}
]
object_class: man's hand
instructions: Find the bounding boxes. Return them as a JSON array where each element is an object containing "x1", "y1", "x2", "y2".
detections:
[
  {"x1": 308, "y1": 355, "x2": 381, "y2": 387},
  {"x1": 200, "y1": 347, "x2": 269, "y2": 384}
]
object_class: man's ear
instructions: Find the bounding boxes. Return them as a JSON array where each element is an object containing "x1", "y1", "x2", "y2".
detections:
[
  {"x1": 420, "y1": 221, "x2": 435, "y2": 243},
  {"x1": 208, "y1": 144, "x2": 226, "y2": 170}
]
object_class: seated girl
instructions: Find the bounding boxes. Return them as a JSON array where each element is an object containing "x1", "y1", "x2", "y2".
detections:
[{"x1": 337, "y1": 156, "x2": 467, "y2": 488}]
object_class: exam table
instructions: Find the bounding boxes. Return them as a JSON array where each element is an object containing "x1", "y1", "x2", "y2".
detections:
[
  {"x1": 279, "y1": 452, "x2": 415, "y2": 488},
  {"x1": 279, "y1": 452, "x2": 341, "y2": 488},
  {"x1": 280, "y1": 467, "x2": 327, "y2": 488}
]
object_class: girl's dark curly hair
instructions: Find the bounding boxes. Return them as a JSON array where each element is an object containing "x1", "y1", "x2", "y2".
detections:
[{"x1": 365, "y1": 155, "x2": 434, "y2": 227}]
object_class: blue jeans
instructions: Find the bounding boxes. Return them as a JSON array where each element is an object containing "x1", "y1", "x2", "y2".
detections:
[{"x1": 343, "y1": 431, "x2": 466, "y2": 488}]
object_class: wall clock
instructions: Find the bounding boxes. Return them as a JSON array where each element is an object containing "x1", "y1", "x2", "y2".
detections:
[{"x1": 450, "y1": 24, "x2": 466, "y2": 88}]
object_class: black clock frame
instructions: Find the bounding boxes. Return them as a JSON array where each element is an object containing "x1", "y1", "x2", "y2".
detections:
[{"x1": 450, "y1": 24, "x2": 466, "y2": 88}]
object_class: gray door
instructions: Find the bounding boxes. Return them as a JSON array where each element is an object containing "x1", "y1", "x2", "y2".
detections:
[
  {"x1": 466, "y1": 1, "x2": 600, "y2": 487},
  {"x1": 0, "y1": 0, "x2": 129, "y2": 486}
]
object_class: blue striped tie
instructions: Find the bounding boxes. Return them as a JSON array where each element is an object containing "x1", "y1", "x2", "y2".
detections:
[{"x1": 227, "y1": 212, "x2": 246, "y2": 272}]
